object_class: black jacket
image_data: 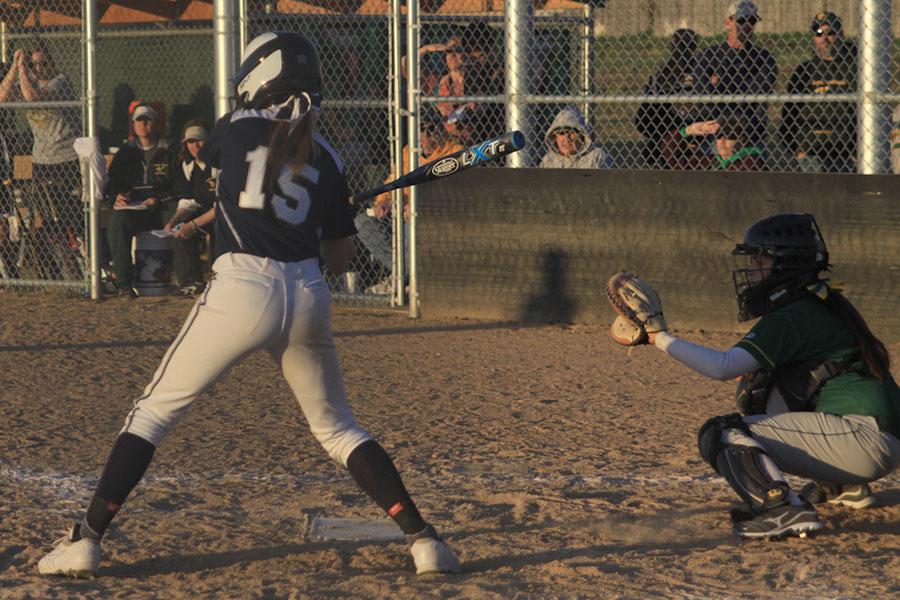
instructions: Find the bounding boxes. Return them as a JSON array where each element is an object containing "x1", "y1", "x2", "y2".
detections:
[
  {"x1": 780, "y1": 43, "x2": 856, "y2": 162},
  {"x1": 172, "y1": 158, "x2": 216, "y2": 213},
  {"x1": 104, "y1": 138, "x2": 178, "y2": 206},
  {"x1": 635, "y1": 60, "x2": 697, "y2": 166},
  {"x1": 692, "y1": 41, "x2": 778, "y2": 145}
]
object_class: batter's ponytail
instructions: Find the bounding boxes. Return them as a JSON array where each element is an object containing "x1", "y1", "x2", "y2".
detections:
[
  {"x1": 265, "y1": 112, "x2": 318, "y2": 195},
  {"x1": 822, "y1": 290, "x2": 892, "y2": 382}
]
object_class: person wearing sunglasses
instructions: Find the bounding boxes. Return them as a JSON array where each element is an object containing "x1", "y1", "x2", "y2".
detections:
[
  {"x1": 780, "y1": 12, "x2": 857, "y2": 173},
  {"x1": 0, "y1": 39, "x2": 82, "y2": 268},
  {"x1": 539, "y1": 105, "x2": 613, "y2": 169},
  {"x1": 691, "y1": 1, "x2": 776, "y2": 154}
]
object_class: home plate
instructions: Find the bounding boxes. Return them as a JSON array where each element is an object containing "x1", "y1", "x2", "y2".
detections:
[{"x1": 307, "y1": 516, "x2": 405, "y2": 542}]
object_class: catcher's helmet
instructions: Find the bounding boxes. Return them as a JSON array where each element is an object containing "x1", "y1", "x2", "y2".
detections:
[
  {"x1": 234, "y1": 32, "x2": 322, "y2": 111},
  {"x1": 731, "y1": 213, "x2": 829, "y2": 321}
]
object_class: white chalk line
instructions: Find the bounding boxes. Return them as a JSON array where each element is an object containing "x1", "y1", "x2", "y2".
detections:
[
  {"x1": 3, "y1": 464, "x2": 898, "y2": 515},
  {"x1": 1, "y1": 463, "x2": 726, "y2": 500}
]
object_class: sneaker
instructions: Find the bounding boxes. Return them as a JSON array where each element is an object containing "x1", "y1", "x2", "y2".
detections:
[
  {"x1": 37, "y1": 524, "x2": 101, "y2": 578},
  {"x1": 801, "y1": 482, "x2": 876, "y2": 509},
  {"x1": 113, "y1": 284, "x2": 137, "y2": 299},
  {"x1": 364, "y1": 279, "x2": 392, "y2": 296},
  {"x1": 168, "y1": 284, "x2": 202, "y2": 298},
  {"x1": 407, "y1": 525, "x2": 461, "y2": 575},
  {"x1": 733, "y1": 503, "x2": 824, "y2": 540}
]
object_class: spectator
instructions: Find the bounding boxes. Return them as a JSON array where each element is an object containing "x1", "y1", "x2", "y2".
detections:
[
  {"x1": 435, "y1": 36, "x2": 474, "y2": 142},
  {"x1": 435, "y1": 23, "x2": 504, "y2": 143},
  {"x1": 712, "y1": 117, "x2": 764, "y2": 171},
  {"x1": 401, "y1": 39, "x2": 451, "y2": 96},
  {"x1": 662, "y1": 117, "x2": 763, "y2": 171},
  {"x1": 539, "y1": 105, "x2": 614, "y2": 169},
  {"x1": 780, "y1": 12, "x2": 857, "y2": 173},
  {"x1": 104, "y1": 102, "x2": 178, "y2": 296},
  {"x1": 163, "y1": 119, "x2": 216, "y2": 297},
  {"x1": 635, "y1": 29, "x2": 699, "y2": 168},
  {"x1": 354, "y1": 107, "x2": 463, "y2": 289},
  {"x1": 692, "y1": 1, "x2": 777, "y2": 150},
  {"x1": 0, "y1": 40, "x2": 81, "y2": 243}
]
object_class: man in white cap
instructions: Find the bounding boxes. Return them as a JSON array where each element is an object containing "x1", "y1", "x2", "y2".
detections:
[
  {"x1": 692, "y1": 1, "x2": 777, "y2": 155},
  {"x1": 780, "y1": 11, "x2": 857, "y2": 173}
]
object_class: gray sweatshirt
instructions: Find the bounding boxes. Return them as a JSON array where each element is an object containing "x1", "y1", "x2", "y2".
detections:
[{"x1": 539, "y1": 105, "x2": 614, "y2": 169}]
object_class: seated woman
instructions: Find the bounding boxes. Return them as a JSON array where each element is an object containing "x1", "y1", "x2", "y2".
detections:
[
  {"x1": 539, "y1": 105, "x2": 614, "y2": 169},
  {"x1": 104, "y1": 102, "x2": 177, "y2": 296},
  {"x1": 163, "y1": 120, "x2": 216, "y2": 296},
  {"x1": 648, "y1": 213, "x2": 899, "y2": 539}
]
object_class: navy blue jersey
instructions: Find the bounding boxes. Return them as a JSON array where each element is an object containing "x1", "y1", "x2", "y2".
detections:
[{"x1": 200, "y1": 111, "x2": 356, "y2": 262}]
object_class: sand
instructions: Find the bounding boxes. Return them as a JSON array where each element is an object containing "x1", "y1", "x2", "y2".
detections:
[{"x1": 0, "y1": 289, "x2": 897, "y2": 599}]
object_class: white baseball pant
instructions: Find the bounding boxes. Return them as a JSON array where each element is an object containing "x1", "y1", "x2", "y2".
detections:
[{"x1": 121, "y1": 252, "x2": 372, "y2": 466}]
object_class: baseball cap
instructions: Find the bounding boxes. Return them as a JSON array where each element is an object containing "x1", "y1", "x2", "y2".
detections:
[
  {"x1": 132, "y1": 105, "x2": 157, "y2": 121},
  {"x1": 727, "y1": 1, "x2": 760, "y2": 21},
  {"x1": 811, "y1": 12, "x2": 841, "y2": 33},
  {"x1": 182, "y1": 124, "x2": 208, "y2": 143}
]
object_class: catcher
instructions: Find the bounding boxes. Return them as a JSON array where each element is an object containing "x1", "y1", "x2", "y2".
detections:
[{"x1": 607, "y1": 213, "x2": 900, "y2": 539}]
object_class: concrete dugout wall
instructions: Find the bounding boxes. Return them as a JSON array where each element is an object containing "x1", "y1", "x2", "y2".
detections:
[{"x1": 417, "y1": 169, "x2": 900, "y2": 342}]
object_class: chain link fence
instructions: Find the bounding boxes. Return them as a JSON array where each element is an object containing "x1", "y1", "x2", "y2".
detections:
[
  {"x1": 0, "y1": 2, "x2": 85, "y2": 289},
  {"x1": 573, "y1": 0, "x2": 894, "y2": 174},
  {"x1": 5, "y1": 1, "x2": 899, "y2": 299}
]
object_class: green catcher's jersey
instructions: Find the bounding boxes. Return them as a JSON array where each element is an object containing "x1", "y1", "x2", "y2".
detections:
[{"x1": 734, "y1": 295, "x2": 900, "y2": 438}]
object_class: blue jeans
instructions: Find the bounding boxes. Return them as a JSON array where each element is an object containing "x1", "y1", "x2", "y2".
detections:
[{"x1": 354, "y1": 212, "x2": 409, "y2": 273}]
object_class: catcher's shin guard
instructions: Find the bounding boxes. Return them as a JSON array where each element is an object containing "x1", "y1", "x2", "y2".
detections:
[{"x1": 715, "y1": 446, "x2": 789, "y2": 515}]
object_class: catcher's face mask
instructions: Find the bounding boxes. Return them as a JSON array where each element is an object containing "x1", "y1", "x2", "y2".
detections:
[{"x1": 731, "y1": 246, "x2": 775, "y2": 321}]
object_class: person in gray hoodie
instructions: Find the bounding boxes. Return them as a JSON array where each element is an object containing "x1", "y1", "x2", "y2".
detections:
[{"x1": 539, "y1": 105, "x2": 614, "y2": 169}]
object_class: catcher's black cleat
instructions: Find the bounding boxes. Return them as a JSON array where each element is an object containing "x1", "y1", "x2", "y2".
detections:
[
  {"x1": 733, "y1": 503, "x2": 824, "y2": 540},
  {"x1": 729, "y1": 504, "x2": 754, "y2": 523}
]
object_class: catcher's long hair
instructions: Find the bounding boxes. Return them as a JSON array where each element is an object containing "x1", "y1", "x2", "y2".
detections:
[
  {"x1": 819, "y1": 289, "x2": 892, "y2": 383},
  {"x1": 264, "y1": 112, "x2": 318, "y2": 195}
]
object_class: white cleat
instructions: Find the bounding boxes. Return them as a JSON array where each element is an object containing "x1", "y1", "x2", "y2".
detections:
[
  {"x1": 37, "y1": 524, "x2": 101, "y2": 578},
  {"x1": 410, "y1": 536, "x2": 461, "y2": 575},
  {"x1": 826, "y1": 484, "x2": 877, "y2": 509}
]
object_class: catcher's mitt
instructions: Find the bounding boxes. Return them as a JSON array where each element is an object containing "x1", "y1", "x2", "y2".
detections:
[{"x1": 606, "y1": 272, "x2": 667, "y2": 346}]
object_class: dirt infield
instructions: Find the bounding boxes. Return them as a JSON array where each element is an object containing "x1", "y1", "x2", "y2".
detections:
[{"x1": 1, "y1": 290, "x2": 898, "y2": 599}]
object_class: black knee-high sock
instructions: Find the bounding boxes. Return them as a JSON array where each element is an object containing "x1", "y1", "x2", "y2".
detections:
[
  {"x1": 346, "y1": 440, "x2": 427, "y2": 535},
  {"x1": 79, "y1": 432, "x2": 156, "y2": 540}
]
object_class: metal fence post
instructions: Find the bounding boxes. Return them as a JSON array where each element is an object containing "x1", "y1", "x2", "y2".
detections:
[
  {"x1": 581, "y1": 3, "x2": 595, "y2": 125},
  {"x1": 213, "y1": 0, "x2": 239, "y2": 120},
  {"x1": 238, "y1": 0, "x2": 248, "y2": 56},
  {"x1": 83, "y1": 0, "x2": 100, "y2": 300},
  {"x1": 505, "y1": 0, "x2": 531, "y2": 167},
  {"x1": 407, "y1": 0, "x2": 420, "y2": 318},
  {"x1": 390, "y1": 0, "x2": 405, "y2": 307},
  {"x1": 858, "y1": 0, "x2": 892, "y2": 174}
]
